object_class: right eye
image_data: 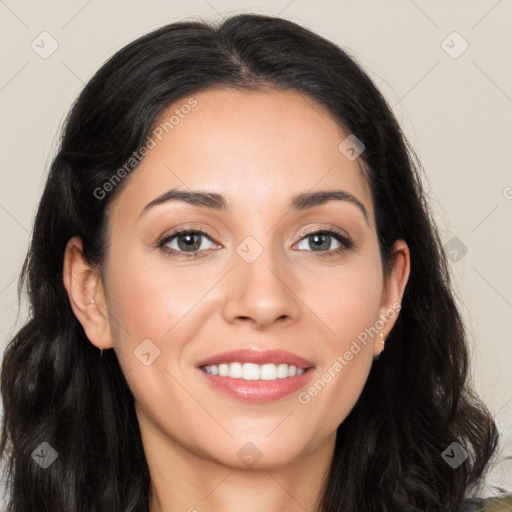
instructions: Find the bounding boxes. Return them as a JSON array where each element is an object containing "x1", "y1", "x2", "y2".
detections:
[{"x1": 157, "y1": 228, "x2": 219, "y2": 259}]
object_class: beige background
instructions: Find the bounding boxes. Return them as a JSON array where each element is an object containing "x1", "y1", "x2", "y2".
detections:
[{"x1": 1, "y1": 0, "x2": 511, "y2": 496}]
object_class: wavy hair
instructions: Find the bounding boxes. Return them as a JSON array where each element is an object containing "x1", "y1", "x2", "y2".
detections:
[{"x1": 0, "y1": 13, "x2": 500, "y2": 511}]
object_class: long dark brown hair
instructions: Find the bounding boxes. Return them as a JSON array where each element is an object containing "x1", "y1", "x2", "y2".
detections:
[{"x1": 0, "y1": 13, "x2": 500, "y2": 511}]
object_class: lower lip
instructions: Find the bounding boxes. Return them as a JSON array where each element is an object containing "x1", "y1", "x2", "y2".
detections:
[{"x1": 197, "y1": 367, "x2": 315, "y2": 403}]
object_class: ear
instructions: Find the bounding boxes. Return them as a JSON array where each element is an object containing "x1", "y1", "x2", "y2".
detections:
[
  {"x1": 374, "y1": 239, "x2": 410, "y2": 357},
  {"x1": 62, "y1": 235, "x2": 113, "y2": 350}
]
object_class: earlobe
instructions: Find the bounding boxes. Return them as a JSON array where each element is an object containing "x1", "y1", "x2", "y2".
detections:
[{"x1": 62, "y1": 235, "x2": 113, "y2": 350}]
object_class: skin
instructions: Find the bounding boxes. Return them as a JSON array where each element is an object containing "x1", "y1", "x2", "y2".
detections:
[{"x1": 63, "y1": 88, "x2": 410, "y2": 512}]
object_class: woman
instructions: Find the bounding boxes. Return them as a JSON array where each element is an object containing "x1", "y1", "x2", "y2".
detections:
[{"x1": 0, "y1": 12, "x2": 506, "y2": 511}]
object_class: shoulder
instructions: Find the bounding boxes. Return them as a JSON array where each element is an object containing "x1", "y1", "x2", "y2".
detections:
[
  {"x1": 462, "y1": 495, "x2": 512, "y2": 511},
  {"x1": 462, "y1": 498, "x2": 485, "y2": 511}
]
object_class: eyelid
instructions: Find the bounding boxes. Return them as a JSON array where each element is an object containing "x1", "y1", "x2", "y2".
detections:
[
  {"x1": 295, "y1": 224, "x2": 351, "y2": 242},
  {"x1": 155, "y1": 224, "x2": 218, "y2": 245}
]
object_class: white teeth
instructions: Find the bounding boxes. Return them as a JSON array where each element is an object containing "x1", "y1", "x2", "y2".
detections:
[
  {"x1": 228, "y1": 362, "x2": 242, "y2": 378},
  {"x1": 243, "y1": 363, "x2": 260, "y2": 380},
  {"x1": 260, "y1": 364, "x2": 277, "y2": 380},
  {"x1": 276, "y1": 363, "x2": 289, "y2": 378},
  {"x1": 202, "y1": 362, "x2": 307, "y2": 380}
]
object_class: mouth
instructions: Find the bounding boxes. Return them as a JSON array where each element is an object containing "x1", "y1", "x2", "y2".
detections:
[
  {"x1": 200, "y1": 362, "x2": 309, "y2": 380},
  {"x1": 195, "y1": 348, "x2": 315, "y2": 402}
]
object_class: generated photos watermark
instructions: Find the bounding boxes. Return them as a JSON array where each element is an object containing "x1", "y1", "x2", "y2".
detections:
[
  {"x1": 297, "y1": 301, "x2": 401, "y2": 405},
  {"x1": 93, "y1": 96, "x2": 198, "y2": 200}
]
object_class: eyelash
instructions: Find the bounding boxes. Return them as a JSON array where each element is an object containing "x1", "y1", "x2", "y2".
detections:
[{"x1": 156, "y1": 227, "x2": 354, "y2": 260}]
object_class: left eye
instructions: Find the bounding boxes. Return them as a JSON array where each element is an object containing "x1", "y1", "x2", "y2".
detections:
[
  {"x1": 295, "y1": 231, "x2": 348, "y2": 252},
  {"x1": 159, "y1": 229, "x2": 216, "y2": 255}
]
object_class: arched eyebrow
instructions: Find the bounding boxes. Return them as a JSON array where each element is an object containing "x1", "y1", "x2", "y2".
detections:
[
  {"x1": 139, "y1": 188, "x2": 369, "y2": 226},
  {"x1": 290, "y1": 189, "x2": 369, "y2": 226}
]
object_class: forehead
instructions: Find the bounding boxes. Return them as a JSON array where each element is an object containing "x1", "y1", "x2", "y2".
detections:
[{"x1": 109, "y1": 88, "x2": 374, "y2": 226}]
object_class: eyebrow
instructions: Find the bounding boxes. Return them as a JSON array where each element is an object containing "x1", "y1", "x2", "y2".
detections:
[{"x1": 139, "y1": 188, "x2": 369, "y2": 225}]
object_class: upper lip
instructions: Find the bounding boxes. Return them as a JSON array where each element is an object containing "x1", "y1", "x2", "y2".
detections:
[{"x1": 196, "y1": 348, "x2": 315, "y2": 369}]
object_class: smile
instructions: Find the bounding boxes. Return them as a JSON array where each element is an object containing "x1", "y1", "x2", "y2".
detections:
[{"x1": 201, "y1": 362, "x2": 306, "y2": 380}]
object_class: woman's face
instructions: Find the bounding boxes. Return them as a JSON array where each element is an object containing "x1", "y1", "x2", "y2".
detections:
[{"x1": 76, "y1": 88, "x2": 409, "y2": 470}]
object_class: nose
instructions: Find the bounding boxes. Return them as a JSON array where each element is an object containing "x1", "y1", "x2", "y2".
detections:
[{"x1": 222, "y1": 245, "x2": 300, "y2": 330}]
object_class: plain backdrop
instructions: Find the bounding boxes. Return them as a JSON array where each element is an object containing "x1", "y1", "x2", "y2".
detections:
[{"x1": 1, "y1": 0, "x2": 511, "y2": 496}]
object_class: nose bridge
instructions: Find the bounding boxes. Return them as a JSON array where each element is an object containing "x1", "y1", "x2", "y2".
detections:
[{"x1": 222, "y1": 229, "x2": 299, "y2": 327}]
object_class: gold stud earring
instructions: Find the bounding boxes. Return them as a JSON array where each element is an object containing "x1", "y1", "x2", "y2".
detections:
[{"x1": 379, "y1": 332, "x2": 386, "y2": 346}]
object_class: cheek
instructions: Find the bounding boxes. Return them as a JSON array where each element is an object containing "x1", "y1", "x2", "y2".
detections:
[
  {"x1": 297, "y1": 256, "x2": 383, "y2": 344},
  {"x1": 106, "y1": 247, "x2": 208, "y2": 342},
  {"x1": 295, "y1": 264, "x2": 381, "y2": 435},
  {"x1": 292, "y1": 255, "x2": 381, "y2": 413},
  {"x1": 103, "y1": 250, "x2": 208, "y2": 409}
]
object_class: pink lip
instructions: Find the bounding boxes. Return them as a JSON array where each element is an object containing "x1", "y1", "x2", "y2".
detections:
[
  {"x1": 197, "y1": 367, "x2": 316, "y2": 403},
  {"x1": 195, "y1": 348, "x2": 315, "y2": 369}
]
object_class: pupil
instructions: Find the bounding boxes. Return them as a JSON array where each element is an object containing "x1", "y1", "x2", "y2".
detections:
[
  {"x1": 179, "y1": 233, "x2": 200, "y2": 251},
  {"x1": 311, "y1": 234, "x2": 329, "y2": 251}
]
